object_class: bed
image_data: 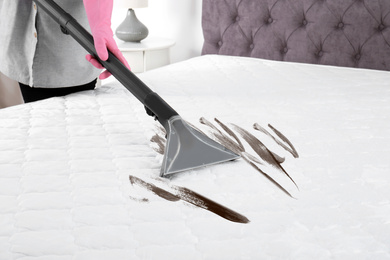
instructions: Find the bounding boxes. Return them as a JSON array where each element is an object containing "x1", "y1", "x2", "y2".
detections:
[{"x1": 1, "y1": 0, "x2": 390, "y2": 259}]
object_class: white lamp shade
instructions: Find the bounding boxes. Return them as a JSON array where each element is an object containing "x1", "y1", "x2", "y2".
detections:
[{"x1": 114, "y1": 0, "x2": 148, "y2": 9}]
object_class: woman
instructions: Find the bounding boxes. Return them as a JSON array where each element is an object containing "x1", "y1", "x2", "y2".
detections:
[{"x1": 0, "y1": 0, "x2": 130, "y2": 103}]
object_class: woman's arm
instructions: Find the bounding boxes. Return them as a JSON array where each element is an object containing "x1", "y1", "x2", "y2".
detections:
[{"x1": 83, "y1": 0, "x2": 131, "y2": 79}]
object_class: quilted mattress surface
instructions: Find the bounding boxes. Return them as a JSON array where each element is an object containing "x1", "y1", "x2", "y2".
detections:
[{"x1": 1, "y1": 55, "x2": 390, "y2": 259}]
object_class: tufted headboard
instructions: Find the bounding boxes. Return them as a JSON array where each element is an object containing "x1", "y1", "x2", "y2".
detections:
[{"x1": 201, "y1": 0, "x2": 390, "y2": 71}]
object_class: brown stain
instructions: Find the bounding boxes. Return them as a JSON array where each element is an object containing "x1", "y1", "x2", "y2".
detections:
[
  {"x1": 253, "y1": 123, "x2": 290, "y2": 161},
  {"x1": 199, "y1": 117, "x2": 244, "y2": 155},
  {"x1": 241, "y1": 156, "x2": 294, "y2": 198},
  {"x1": 268, "y1": 124, "x2": 299, "y2": 158},
  {"x1": 199, "y1": 117, "x2": 222, "y2": 134},
  {"x1": 234, "y1": 124, "x2": 285, "y2": 164},
  {"x1": 129, "y1": 175, "x2": 250, "y2": 224},
  {"x1": 232, "y1": 124, "x2": 298, "y2": 190},
  {"x1": 158, "y1": 126, "x2": 166, "y2": 135},
  {"x1": 207, "y1": 118, "x2": 263, "y2": 164},
  {"x1": 271, "y1": 152, "x2": 285, "y2": 164},
  {"x1": 253, "y1": 123, "x2": 299, "y2": 159},
  {"x1": 150, "y1": 134, "x2": 165, "y2": 155},
  {"x1": 129, "y1": 175, "x2": 180, "y2": 202},
  {"x1": 214, "y1": 118, "x2": 244, "y2": 151},
  {"x1": 174, "y1": 186, "x2": 250, "y2": 224},
  {"x1": 129, "y1": 196, "x2": 149, "y2": 203}
]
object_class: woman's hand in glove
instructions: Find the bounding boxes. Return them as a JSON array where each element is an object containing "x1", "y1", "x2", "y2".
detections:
[{"x1": 83, "y1": 0, "x2": 131, "y2": 79}]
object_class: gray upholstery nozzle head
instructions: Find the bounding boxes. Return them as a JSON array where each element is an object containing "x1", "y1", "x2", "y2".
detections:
[{"x1": 160, "y1": 116, "x2": 240, "y2": 177}]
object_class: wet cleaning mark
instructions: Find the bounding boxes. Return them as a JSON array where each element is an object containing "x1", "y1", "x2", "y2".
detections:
[
  {"x1": 129, "y1": 175, "x2": 250, "y2": 224},
  {"x1": 151, "y1": 118, "x2": 299, "y2": 197}
]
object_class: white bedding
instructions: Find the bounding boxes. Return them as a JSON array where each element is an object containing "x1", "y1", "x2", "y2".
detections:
[{"x1": 1, "y1": 55, "x2": 390, "y2": 259}]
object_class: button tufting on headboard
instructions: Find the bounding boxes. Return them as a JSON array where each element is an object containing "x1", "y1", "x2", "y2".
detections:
[
  {"x1": 355, "y1": 53, "x2": 361, "y2": 60},
  {"x1": 378, "y1": 23, "x2": 385, "y2": 31},
  {"x1": 201, "y1": 0, "x2": 390, "y2": 71}
]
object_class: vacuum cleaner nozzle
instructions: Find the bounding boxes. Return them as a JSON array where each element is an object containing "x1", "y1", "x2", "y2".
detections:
[{"x1": 161, "y1": 116, "x2": 240, "y2": 177}]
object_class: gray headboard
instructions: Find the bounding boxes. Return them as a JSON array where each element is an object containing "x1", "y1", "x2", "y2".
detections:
[{"x1": 201, "y1": 0, "x2": 390, "y2": 71}]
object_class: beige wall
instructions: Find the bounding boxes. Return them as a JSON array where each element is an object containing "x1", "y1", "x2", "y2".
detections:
[{"x1": 0, "y1": 72, "x2": 24, "y2": 109}]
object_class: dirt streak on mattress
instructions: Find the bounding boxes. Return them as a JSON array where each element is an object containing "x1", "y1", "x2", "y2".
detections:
[
  {"x1": 173, "y1": 186, "x2": 250, "y2": 224},
  {"x1": 232, "y1": 124, "x2": 298, "y2": 189},
  {"x1": 150, "y1": 134, "x2": 165, "y2": 155},
  {"x1": 129, "y1": 196, "x2": 149, "y2": 203},
  {"x1": 253, "y1": 123, "x2": 299, "y2": 158},
  {"x1": 129, "y1": 175, "x2": 249, "y2": 224},
  {"x1": 129, "y1": 175, "x2": 180, "y2": 202},
  {"x1": 268, "y1": 123, "x2": 299, "y2": 158}
]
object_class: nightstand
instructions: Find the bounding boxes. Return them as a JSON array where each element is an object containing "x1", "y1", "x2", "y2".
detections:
[{"x1": 116, "y1": 37, "x2": 175, "y2": 73}]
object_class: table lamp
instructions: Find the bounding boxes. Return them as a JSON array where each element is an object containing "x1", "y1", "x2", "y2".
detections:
[{"x1": 115, "y1": 0, "x2": 149, "y2": 42}]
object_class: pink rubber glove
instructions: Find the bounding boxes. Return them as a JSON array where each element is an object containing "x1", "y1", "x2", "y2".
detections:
[{"x1": 83, "y1": 0, "x2": 131, "y2": 79}]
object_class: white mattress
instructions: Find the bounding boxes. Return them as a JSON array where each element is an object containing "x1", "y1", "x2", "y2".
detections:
[{"x1": 1, "y1": 55, "x2": 390, "y2": 259}]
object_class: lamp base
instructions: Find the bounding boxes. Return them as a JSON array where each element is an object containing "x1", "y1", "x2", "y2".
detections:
[{"x1": 115, "y1": 9, "x2": 149, "y2": 42}]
